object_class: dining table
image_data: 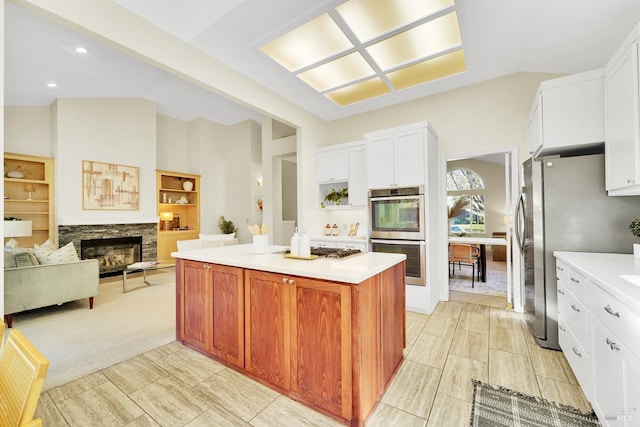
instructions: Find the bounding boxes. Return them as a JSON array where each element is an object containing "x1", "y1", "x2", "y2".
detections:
[{"x1": 448, "y1": 236, "x2": 508, "y2": 282}]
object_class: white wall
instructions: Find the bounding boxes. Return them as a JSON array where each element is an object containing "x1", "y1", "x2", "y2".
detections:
[
  {"x1": 4, "y1": 106, "x2": 51, "y2": 157},
  {"x1": 156, "y1": 114, "x2": 189, "y2": 172},
  {"x1": 52, "y1": 98, "x2": 158, "y2": 225}
]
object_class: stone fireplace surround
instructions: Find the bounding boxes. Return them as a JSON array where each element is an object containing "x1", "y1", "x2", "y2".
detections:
[{"x1": 58, "y1": 223, "x2": 157, "y2": 265}]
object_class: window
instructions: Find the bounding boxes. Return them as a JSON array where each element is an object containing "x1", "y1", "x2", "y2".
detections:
[{"x1": 447, "y1": 168, "x2": 485, "y2": 234}]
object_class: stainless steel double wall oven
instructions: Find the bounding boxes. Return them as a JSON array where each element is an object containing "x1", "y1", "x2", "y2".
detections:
[{"x1": 369, "y1": 186, "x2": 426, "y2": 286}]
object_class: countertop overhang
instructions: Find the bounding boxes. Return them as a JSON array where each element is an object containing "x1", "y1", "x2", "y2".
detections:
[
  {"x1": 554, "y1": 251, "x2": 640, "y2": 307},
  {"x1": 172, "y1": 244, "x2": 406, "y2": 284}
]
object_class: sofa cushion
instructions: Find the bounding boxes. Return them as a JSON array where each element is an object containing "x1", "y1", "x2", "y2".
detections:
[
  {"x1": 4, "y1": 249, "x2": 39, "y2": 269},
  {"x1": 34, "y1": 241, "x2": 80, "y2": 265}
]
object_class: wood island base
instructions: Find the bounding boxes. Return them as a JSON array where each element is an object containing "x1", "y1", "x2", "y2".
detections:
[{"x1": 176, "y1": 258, "x2": 406, "y2": 426}]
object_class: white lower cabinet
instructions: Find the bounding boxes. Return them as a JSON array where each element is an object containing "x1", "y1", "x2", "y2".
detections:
[{"x1": 556, "y1": 254, "x2": 640, "y2": 426}]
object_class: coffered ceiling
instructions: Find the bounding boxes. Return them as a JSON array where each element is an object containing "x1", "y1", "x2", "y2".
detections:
[{"x1": 5, "y1": 0, "x2": 640, "y2": 125}]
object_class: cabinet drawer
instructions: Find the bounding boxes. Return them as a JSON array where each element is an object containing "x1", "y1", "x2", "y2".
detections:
[
  {"x1": 559, "y1": 287, "x2": 590, "y2": 350},
  {"x1": 565, "y1": 266, "x2": 588, "y2": 303},
  {"x1": 557, "y1": 280, "x2": 567, "y2": 316},
  {"x1": 556, "y1": 260, "x2": 568, "y2": 287},
  {"x1": 339, "y1": 242, "x2": 368, "y2": 251},
  {"x1": 558, "y1": 314, "x2": 593, "y2": 400},
  {"x1": 588, "y1": 281, "x2": 640, "y2": 359}
]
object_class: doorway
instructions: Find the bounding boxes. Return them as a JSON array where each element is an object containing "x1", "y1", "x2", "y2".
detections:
[{"x1": 442, "y1": 148, "x2": 522, "y2": 311}]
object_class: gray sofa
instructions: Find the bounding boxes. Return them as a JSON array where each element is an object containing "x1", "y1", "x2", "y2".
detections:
[{"x1": 4, "y1": 259, "x2": 99, "y2": 328}]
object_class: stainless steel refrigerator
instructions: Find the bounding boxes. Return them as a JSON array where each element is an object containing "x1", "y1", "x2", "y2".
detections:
[{"x1": 516, "y1": 153, "x2": 640, "y2": 350}]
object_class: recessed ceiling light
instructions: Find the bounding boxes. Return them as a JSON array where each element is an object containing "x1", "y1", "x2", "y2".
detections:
[
  {"x1": 47, "y1": 82, "x2": 57, "y2": 88},
  {"x1": 75, "y1": 47, "x2": 88, "y2": 54}
]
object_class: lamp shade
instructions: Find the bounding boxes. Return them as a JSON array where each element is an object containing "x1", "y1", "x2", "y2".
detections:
[
  {"x1": 24, "y1": 184, "x2": 36, "y2": 192},
  {"x1": 4, "y1": 220, "x2": 32, "y2": 237},
  {"x1": 160, "y1": 212, "x2": 174, "y2": 221},
  {"x1": 4, "y1": 220, "x2": 32, "y2": 248}
]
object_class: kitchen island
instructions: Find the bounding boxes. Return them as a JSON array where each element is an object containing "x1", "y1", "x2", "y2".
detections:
[{"x1": 172, "y1": 244, "x2": 406, "y2": 426}]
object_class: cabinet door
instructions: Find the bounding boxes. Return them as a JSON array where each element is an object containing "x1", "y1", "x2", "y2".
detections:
[
  {"x1": 210, "y1": 264, "x2": 244, "y2": 368},
  {"x1": 290, "y1": 277, "x2": 352, "y2": 420},
  {"x1": 179, "y1": 260, "x2": 211, "y2": 351},
  {"x1": 366, "y1": 135, "x2": 394, "y2": 188},
  {"x1": 158, "y1": 233, "x2": 179, "y2": 262},
  {"x1": 348, "y1": 146, "x2": 367, "y2": 206},
  {"x1": 245, "y1": 270, "x2": 291, "y2": 389},
  {"x1": 317, "y1": 150, "x2": 349, "y2": 182},
  {"x1": 590, "y1": 317, "x2": 624, "y2": 425},
  {"x1": 527, "y1": 94, "x2": 543, "y2": 155},
  {"x1": 393, "y1": 130, "x2": 424, "y2": 186},
  {"x1": 605, "y1": 42, "x2": 639, "y2": 191}
]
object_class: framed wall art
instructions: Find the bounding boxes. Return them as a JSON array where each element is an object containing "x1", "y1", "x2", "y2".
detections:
[{"x1": 82, "y1": 160, "x2": 140, "y2": 210}]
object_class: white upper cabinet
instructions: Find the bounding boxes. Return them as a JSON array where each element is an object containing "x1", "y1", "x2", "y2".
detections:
[
  {"x1": 527, "y1": 69, "x2": 604, "y2": 158},
  {"x1": 316, "y1": 140, "x2": 367, "y2": 208},
  {"x1": 365, "y1": 122, "x2": 429, "y2": 189},
  {"x1": 604, "y1": 25, "x2": 640, "y2": 195},
  {"x1": 316, "y1": 149, "x2": 349, "y2": 182}
]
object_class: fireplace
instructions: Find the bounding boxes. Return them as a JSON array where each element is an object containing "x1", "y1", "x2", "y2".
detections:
[{"x1": 81, "y1": 236, "x2": 142, "y2": 277}]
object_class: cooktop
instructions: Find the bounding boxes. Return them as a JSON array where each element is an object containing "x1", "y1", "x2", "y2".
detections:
[{"x1": 285, "y1": 247, "x2": 362, "y2": 258}]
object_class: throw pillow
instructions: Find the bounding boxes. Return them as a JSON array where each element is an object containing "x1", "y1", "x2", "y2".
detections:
[
  {"x1": 4, "y1": 250, "x2": 17, "y2": 269},
  {"x1": 4, "y1": 248, "x2": 39, "y2": 268},
  {"x1": 36, "y1": 242, "x2": 80, "y2": 265},
  {"x1": 34, "y1": 242, "x2": 56, "y2": 264}
]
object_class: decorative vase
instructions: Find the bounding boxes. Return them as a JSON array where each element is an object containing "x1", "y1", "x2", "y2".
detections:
[{"x1": 182, "y1": 180, "x2": 193, "y2": 191}]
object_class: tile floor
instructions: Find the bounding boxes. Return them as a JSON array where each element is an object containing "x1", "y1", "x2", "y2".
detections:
[{"x1": 34, "y1": 292, "x2": 591, "y2": 427}]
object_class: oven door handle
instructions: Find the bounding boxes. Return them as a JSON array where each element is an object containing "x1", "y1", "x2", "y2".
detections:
[{"x1": 370, "y1": 239, "x2": 426, "y2": 245}]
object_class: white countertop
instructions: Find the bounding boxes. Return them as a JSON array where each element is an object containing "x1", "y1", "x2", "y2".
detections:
[
  {"x1": 171, "y1": 244, "x2": 405, "y2": 284},
  {"x1": 554, "y1": 251, "x2": 640, "y2": 309}
]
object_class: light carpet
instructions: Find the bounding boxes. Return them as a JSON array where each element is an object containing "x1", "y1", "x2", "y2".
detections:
[
  {"x1": 449, "y1": 259, "x2": 508, "y2": 296},
  {"x1": 3, "y1": 269, "x2": 176, "y2": 391}
]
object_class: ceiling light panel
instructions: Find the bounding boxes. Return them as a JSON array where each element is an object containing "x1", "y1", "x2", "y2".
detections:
[
  {"x1": 367, "y1": 12, "x2": 462, "y2": 71},
  {"x1": 387, "y1": 48, "x2": 466, "y2": 90},
  {"x1": 325, "y1": 77, "x2": 391, "y2": 106},
  {"x1": 260, "y1": 14, "x2": 353, "y2": 72},
  {"x1": 337, "y1": 0, "x2": 455, "y2": 43},
  {"x1": 297, "y1": 52, "x2": 375, "y2": 92}
]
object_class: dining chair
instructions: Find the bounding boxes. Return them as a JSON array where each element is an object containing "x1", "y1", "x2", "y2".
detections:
[
  {"x1": 449, "y1": 243, "x2": 481, "y2": 287},
  {"x1": 0, "y1": 329, "x2": 50, "y2": 427}
]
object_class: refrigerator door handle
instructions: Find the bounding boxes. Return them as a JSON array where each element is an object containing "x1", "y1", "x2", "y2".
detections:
[{"x1": 515, "y1": 193, "x2": 525, "y2": 251}]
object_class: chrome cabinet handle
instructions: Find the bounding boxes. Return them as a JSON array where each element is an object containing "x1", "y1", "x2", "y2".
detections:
[
  {"x1": 570, "y1": 276, "x2": 580, "y2": 284},
  {"x1": 572, "y1": 347, "x2": 582, "y2": 357},
  {"x1": 203, "y1": 264, "x2": 211, "y2": 270},
  {"x1": 606, "y1": 337, "x2": 621, "y2": 351},
  {"x1": 559, "y1": 324, "x2": 566, "y2": 332},
  {"x1": 282, "y1": 277, "x2": 288, "y2": 283},
  {"x1": 558, "y1": 288, "x2": 565, "y2": 295},
  {"x1": 571, "y1": 304, "x2": 580, "y2": 312},
  {"x1": 288, "y1": 279, "x2": 294, "y2": 284},
  {"x1": 604, "y1": 305, "x2": 620, "y2": 318},
  {"x1": 557, "y1": 265, "x2": 564, "y2": 271},
  {"x1": 627, "y1": 178, "x2": 636, "y2": 184}
]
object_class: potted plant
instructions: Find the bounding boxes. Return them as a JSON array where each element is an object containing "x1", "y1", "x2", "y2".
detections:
[
  {"x1": 218, "y1": 215, "x2": 238, "y2": 236},
  {"x1": 629, "y1": 218, "x2": 640, "y2": 256},
  {"x1": 321, "y1": 188, "x2": 348, "y2": 208}
]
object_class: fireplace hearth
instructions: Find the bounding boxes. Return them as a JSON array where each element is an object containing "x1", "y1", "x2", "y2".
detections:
[{"x1": 81, "y1": 236, "x2": 142, "y2": 277}]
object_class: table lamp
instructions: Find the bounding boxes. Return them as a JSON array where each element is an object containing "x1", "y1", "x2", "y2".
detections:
[
  {"x1": 160, "y1": 212, "x2": 174, "y2": 231},
  {"x1": 25, "y1": 184, "x2": 36, "y2": 200},
  {"x1": 4, "y1": 220, "x2": 32, "y2": 248}
]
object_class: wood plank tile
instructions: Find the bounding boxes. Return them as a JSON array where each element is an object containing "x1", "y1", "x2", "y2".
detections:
[
  {"x1": 153, "y1": 346, "x2": 225, "y2": 386},
  {"x1": 34, "y1": 392, "x2": 68, "y2": 427},
  {"x1": 47, "y1": 371, "x2": 110, "y2": 403},
  {"x1": 423, "y1": 314, "x2": 458, "y2": 339},
  {"x1": 101, "y1": 354, "x2": 169, "y2": 395},
  {"x1": 56, "y1": 381, "x2": 144, "y2": 427},
  {"x1": 432, "y1": 301, "x2": 464, "y2": 319},
  {"x1": 381, "y1": 360, "x2": 441, "y2": 419},
  {"x1": 194, "y1": 368, "x2": 279, "y2": 422},
  {"x1": 449, "y1": 329, "x2": 489, "y2": 363},
  {"x1": 427, "y1": 393, "x2": 473, "y2": 427},
  {"x1": 488, "y1": 349, "x2": 540, "y2": 397},
  {"x1": 489, "y1": 325, "x2": 528, "y2": 355},
  {"x1": 536, "y1": 376, "x2": 593, "y2": 414},
  {"x1": 457, "y1": 311, "x2": 490, "y2": 334},
  {"x1": 406, "y1": 333, "x2": 452, "y2": 369},
  {"x1": 366, "y1": 402, "x2": 427, "y2": 427},
  {"x1": 490, "y1": 308, "x2": 524, "y2": 329},
  {"x1": 250, "y1": 395, "x2": 343, "y2": 427},
  {"x1": 462, "y1": 302, "x2": 491, "y2": 314},
  {"x1": 438, "y1": 354, "x2": 488, "y2": 402},
  {"x1": 527, "y1": 344, "x2": 579, "y2": 385},
  {"x1": 129, "y1": 376, "x2": 212, "y2": 426}
]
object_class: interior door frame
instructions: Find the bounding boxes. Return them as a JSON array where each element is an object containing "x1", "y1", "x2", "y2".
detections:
[{"x1": 439, "y1": 147, "x2": 523, "y2": 312}]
